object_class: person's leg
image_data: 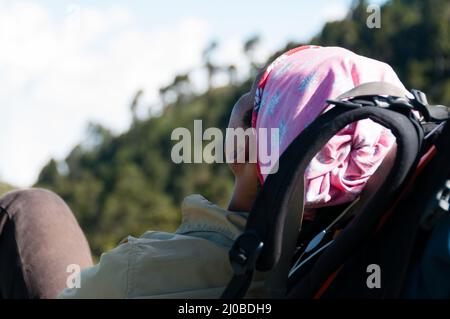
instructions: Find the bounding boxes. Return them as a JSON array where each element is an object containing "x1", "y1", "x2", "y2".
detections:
[{"x1": 0, "y1": 188, "x2": 93, "y2": 299}]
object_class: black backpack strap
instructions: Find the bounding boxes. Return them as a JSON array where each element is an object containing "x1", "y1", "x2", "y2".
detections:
[
  {"x1": 220, "y1": 231, "x2": 264, "y2": 299},
  {"x1": 222, "y1": 99, "x2": 423, "y2": 298}
]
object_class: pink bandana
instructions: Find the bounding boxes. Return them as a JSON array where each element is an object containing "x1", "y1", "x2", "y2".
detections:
[{"x1": 252, "y1": 46, "x2": 407, "y2": 207}]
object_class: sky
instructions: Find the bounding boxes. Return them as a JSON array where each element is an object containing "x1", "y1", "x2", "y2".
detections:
[{"x1": 0, "y1": 0, "x2": 387, "y2": 187}]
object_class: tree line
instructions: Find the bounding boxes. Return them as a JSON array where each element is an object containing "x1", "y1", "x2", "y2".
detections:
[{"x1": 31, "y1": 0, "x2": 450, "y2": 258}]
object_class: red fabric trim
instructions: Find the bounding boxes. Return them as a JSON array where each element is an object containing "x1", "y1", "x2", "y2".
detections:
[{"x1": 313, "y1": 265, "x2": 343, "y2": 299}]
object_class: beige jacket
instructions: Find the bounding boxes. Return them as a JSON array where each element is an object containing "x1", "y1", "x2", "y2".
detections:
[{"x1": 58, "y1": 194, "x2": 265, "y2": 298}]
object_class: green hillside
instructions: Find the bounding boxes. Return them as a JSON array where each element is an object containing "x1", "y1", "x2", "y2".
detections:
[
  {"x1": 35, "y1": 0, "x2": 450, "y2": 257},
  {"x1": 0, "y1": 183, "x2": 14, "y2": 196}
]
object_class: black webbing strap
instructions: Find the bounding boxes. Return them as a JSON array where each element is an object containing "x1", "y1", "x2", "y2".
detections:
[{"x1": 221, "y1": 231, "x2": 264, "y2": 299}]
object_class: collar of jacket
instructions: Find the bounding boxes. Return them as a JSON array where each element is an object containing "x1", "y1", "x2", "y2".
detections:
[{"x1": 175, "y1": 194, "x2": 248, "y2": 243}]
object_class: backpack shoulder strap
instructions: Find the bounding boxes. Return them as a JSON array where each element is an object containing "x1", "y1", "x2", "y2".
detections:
[{"x1": 222, "y1": 99, "x2": 424, "y2": 299}]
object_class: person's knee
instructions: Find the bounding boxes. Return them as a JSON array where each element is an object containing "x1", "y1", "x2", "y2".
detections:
[{"x1": 0, "y1": 188, "x2": 66, "y2": 219}]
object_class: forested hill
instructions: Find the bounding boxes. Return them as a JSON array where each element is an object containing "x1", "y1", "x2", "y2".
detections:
[
  {"x1": 35, "y1": 0, "x2": 450, "y2": 257},
  {"x1": 36, "y1": 85, "x2": 248, "y2": 256}
]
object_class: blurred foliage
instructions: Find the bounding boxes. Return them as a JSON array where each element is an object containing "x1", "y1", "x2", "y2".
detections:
[
  {"x1": 36, "y1": 84, "x2": 247, "y2": 257},
  {"x1": 0, "y1": 183, "x2": 14, "y2": 196},
  {"x1": 34, "y1": 0, "x2": 450, "y2": 257}
]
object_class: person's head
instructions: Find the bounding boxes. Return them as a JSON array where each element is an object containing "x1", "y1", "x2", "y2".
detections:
[
  {"x1": 226, "y1": 46, "x2": 407, "y2": 212},
  {"x1": 226, "y1": 69, "x2": 264, "y2": 212}
]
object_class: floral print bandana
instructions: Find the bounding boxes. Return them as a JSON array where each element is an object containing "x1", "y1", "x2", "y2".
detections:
[{"x1": 252, "y1": 46, "x2": 408, "y2": 207}]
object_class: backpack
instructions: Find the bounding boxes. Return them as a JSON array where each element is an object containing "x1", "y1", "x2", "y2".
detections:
[{"x1": 221, "y1": 82, "x2": 450, "y2": 299}]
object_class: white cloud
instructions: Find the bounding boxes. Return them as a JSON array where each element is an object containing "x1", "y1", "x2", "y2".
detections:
[
  {"x1": 0, "y1": 2, "x2": 210, "y2": 186},
  {"x1": 320, "y1": 1, "x2": 349, "y2": 22}
]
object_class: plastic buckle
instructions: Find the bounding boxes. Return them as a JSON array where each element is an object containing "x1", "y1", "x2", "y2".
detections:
[
  {"x1": 411, "y1": 89, "x2": 432, "y2": 121},
  {"x1": 229, "y1": 232, "x2": 264, "y2": 276}
]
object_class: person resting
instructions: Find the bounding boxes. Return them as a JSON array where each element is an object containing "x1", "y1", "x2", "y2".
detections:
[{"x1": 0, "y1": 46, "x2": 407, "y2": 299}]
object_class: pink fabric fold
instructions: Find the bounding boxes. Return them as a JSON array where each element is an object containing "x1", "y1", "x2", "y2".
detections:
[{"x1": 252, "y1": 46, "x2": 408, "y2": 207}]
